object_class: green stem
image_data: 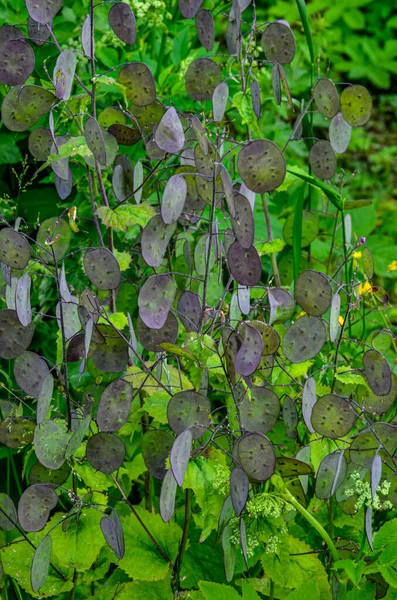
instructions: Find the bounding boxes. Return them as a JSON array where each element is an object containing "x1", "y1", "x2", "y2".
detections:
[
  {"x1": 173, "y1": 489, "x2": 192, "y2": 591},
  {"x1": 280, "y1": 489, "x2": 340, "y2": 563},
  {"x1": 261, "y1": 194, "x2": 280, "y2": 287}
]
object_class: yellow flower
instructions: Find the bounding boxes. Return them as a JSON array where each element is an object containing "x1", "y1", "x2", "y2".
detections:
[
  {"x1": 358, "y1": 281, "x2": 372, "y2": 295},
  {"x1": 338, "y1": 316, "x2": 344, "y2": 326},
  {"x1": 387, "y1": 260, "x2": 397, "y2": 272},
  {"x1": 353, "y1": 250, "x2": 362, "y2": 267}
]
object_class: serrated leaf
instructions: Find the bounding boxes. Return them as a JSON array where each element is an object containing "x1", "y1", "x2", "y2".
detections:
[{"x1": 96, "y1": 204, "x2": 156, "y2": 231}]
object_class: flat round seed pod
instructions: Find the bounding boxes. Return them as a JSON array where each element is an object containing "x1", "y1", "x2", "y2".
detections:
[
  {"x1": 15, "y1": 272, "x2": 32, "y2": 327},
  {"x1": 108, "y1": 2, "x2": 136, "y2": 45},
  {"x1": 146, "y1": 138, "x2": 166, "y2": 160},
  {"x1": 142, "y1": 430, "x2": 174, "y2": 479},
  {"x1": 85, "y1": 117, "x2": 106, "y2": 165},
  {"x1": 179, "y1": 0, "x2": 202, "y2": 18},
  {"x1": 108, "y1": 123, "x2": 140, "y2": 146},
  {"x1": 283, "y1": 211, "x2": 319, "y2": 247},
  {"x1": 130, "y1": 100, "x2": 165, "y2": 131},
  {"x1": 137, "y1": 313, "x2": 178, "y2": 352},
  {"x1": 56, "y1": 299, "x2": 80, "y2": 341},
  {"x1": 26, "y1": 0, "x2": 63, "y2": 23},
  {"x1": 237, "y1": 286, "x2": 250, "y2": 315},
  {"x1": 28, "y1": 17, "x2": 51, "y2": 46},
  {"x1": 28, "y1": 127, "x2": 52, "y2": 161},
  {"x1": 363, "y1": 349, "x2": 391, "y2": 397},
  {"x1": 55, "y1": 169, "x2": 72, "y2": 203},
  {"x1": 141, "y1": 215, "x2": 176, "y2": 269},
  {"x1": 90, "y1": 324, "x2": 129, "y2": 373},
  {"x1": 155, "y1": 107, "x2": 185, "y2": 154},
  {"x1": 167, "y1": 390, "x2": 211, "y2": 440},
  {"x1": 283, "y1": 395, "x2": 298, "y2": 438},
  {"x1": 340, "y1": 85, "x2": 372, "y2": 127},
  {"x1": 83, "y1": 248, "x2": 121, "y2": 291},
  {"x1": 311, "y1": 394, "x2": 356, "y2": 439},
  {"x1": 227, "y1": 241, "x2": 262, "y2": 287},
  {"x1": 34, "y1": 420, "x2": 68, "y2": 470},
  {"x1": 118, "y1": 62, "x2": 156, "y2": 106},
  {"x1": 295, "y1": 270, "x2": 332, "y2": 316},
  {"x1": 161, "y1": 175, "x2": 187, "y2": 224},
  {"x1": 356, "y1": 375, "x2": 397, "y2": 414},
  {"x1": 0, "y1": 40, "x2": 35, "y2": 86},
  {"x1": 50, "y1": 135, "x2": 69, "y2": 181},
  {"x1": 329, "y1": 112, "x2": 352, "y2": 154},
  {"x1": 251, "y1": 322, "x2": 280, "y2": 354},
  {"x1": 53, "y1": 50, "x2": 76, "y2": 101},
  {"x1": 236, "y1": 433, "x2": 276, "y2": 482},
  {"x1": 0, "y1": 228, "x2": 31, "y2": 270},
  {"x1": 86, "y1": 432, "x2": 126, "y2": 474},
  {"x1": 97, "y1": 379, "x2": 133, "y2": 432},
  {"x1": 18, "y1": 485, "x2": 58, "y2": 532},
  {"x1": 67, "y1": 334, "x2": 85, "y2": 362},
  {"x1": 0, "y1": 493, "x2": 17, "y2": 531},
  {"x1": 160, "y1": 469, "x2": 177, "y2": 522},
  {"x1": 99, "y1": 106, "x2": 126, "y2": 128},
  {"x1": 278, "y1": 251, "x2": 310, "y2": 286},
  {"x1": 238, "y1": 139, "x2": 286, "y2": 193},
  {"x1": 268, "y1": 288, "x2": 295, "y2": 325},
  {"x1": 309, "y1": 140, "x2": 337, "y2": 180},
  {"x1": 230, "y1": 193, "x2": 254, "y2": 249},
  {"x1": 329, "y1": 292, "x2": 340, "y2": 343},
  {"x1": 212, "y1": 81, "x2": 228, "y2": 122},
  {"x1": 29, "y1": 462, "x2": 70, "y2": 486},
  {"x1": 177, "y1": 291, "x2": 201, "y2": 332},
  {"x1": 0, "y1": 309, "x2": 34, "y2": 359},
  {"x1": 185, "y1": 58, "x2": 222, "y2": 102},
  {"x1": 363, "y1": 246, "x2": 374, "y2": 279},
  {"x1": 235, "y1": 323, "x2": 264, "y2": 377},
  {"x1": 312, "y1": 78, "x2": 339, "y2": 119},
  {"x1": 350, "y1": 423, "x2": 397, "y2": 468},
  {"x1": 36, "y1": 217, "x2": 72, "y2": 263},
  {"x1": 84, "y1": 131, "x2": 119, "y2": 169},
  {"x1": 283, "y1": 315, "x2": 326, "y2": 363},
  {"x1": 14, "y1": 351, "x2": 50, "y2": 399},
  {"x1": 260, "y1": 22, "x2": 296, "y2": 64},
  {"x1": 2, "y1": 85, "x2": 55, "y2": 133},
  {"x1": 0, "y1": 417, "x2": 35, "y2": 448},
  {"x1": 222, "y1": 327, "x2": 241, "y2": 384},
  {"x1": 112, "y1": 155, "x2": 134, "y2": 202},
  {"x1": 240, "y1": 387, "x2": 280, "y2": 433},
  {"x1": 195, "y1": 9, "x2": 214, "y2": 51},
  {"x1": 230, "y1": 467, "x2": 249, "y2": 516},
  {"x1": 276, "y1": 457, "x2": 312, "y2": 477},
  {"x1": 315, "y1": 452, "x2": 347, "y2": 499},
  {"x1": 335, "y1": 462, "x2": 364, "y2": 515},
  {"x1": 0, "y1": 25, "x2": 23, "y2": 44},
  {"x1": 138, "y1": 274, "x2": 176, "y2": 330}
]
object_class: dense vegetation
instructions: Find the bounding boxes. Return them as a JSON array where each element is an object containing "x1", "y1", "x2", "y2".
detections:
[{"x1": 0, "y1": 0, "x2": 396, "y2": 599}]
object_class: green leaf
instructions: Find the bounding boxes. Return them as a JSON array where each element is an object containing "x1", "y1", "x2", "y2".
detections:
[
  {"x1": 1, "y1": 538, "x2": 72, "y2": 597},
  {"x1": 159, "y1": 342, "x2": 200, "y2": 363},
  {"x1": 183, "y1": 453, "x2": 230, "y2": 542},
  {"x1": 36, "y1": 136, "x2": 91, "y2": 175},
  {"x1": 113, "y1": 250, "x2": 132, "y2": 271},
  {"x1": 241, "y1": 580, "x2": 262, "y2": 600},
  {"x1": 257, "y1": 239, "x2": 285, "y2": 256},
  {"x1": 293, "y1": 186, "x2": 305, "y2": 283},
  {"x1": 287, "y1": 168, "x2": 343, "y2": 210},
  {"x1": 118, "y1": 579, "x2": 174, "y2": 599},
  {"x1": 373, "y1": 518, "x2": 397, "y2": 551},
  {"x1": 96, "y1": 204, "x2": 156, "y2": 231},
  {"x1": 232, "y1": 91, "x2": 261, "y2": 138},
  {"x1": 31, "y1": 535, "x2": 52, "y2": 592},
  {"x1": 50, "y1": 508, "x2": 106, "y2": 572},
  {"x1": 119, "y1": 506, "x2": 181, "y2": 581},
  {"x1": 198, "y1": 581, "x2": 241, "y2": 600},
  {"x1": 334, "y1": 559, "x2": 365, "y2": 586},
  {"x1": 381, "y1": 566, "x2": 397, "y2": 588},
  {"x1": 0, "y1": 134, "x2": 22, "y2": 164},
  {"x1": 142, "y1": 392, "x2": 169, "y2": 424}
]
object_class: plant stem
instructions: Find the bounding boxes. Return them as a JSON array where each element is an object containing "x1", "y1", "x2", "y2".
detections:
[
  {"x1": 172, "y1": 489, "x2": 192, "y2": 591},
  {"x1": 280, "y1": 489, "x2": 340, "y2": 563},
  {"x1": 199, "y1": 165, "x2": 217, "y2": 334},
  {"x1": 111, "y1": 475, "x2": 173, "y2": 567},
  {"x1": 261, "y1": 194, "x2": 281, "y2": 286}
]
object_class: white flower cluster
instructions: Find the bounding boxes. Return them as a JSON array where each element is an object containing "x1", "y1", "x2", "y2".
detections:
[
  {"x1": 345, "y1": 471, "x2": 393, "y2": 511},
  {"x1": 246, "y1": 493, "x2": 287, "y2": 519},
  {"x1": 266, "y1": 535, "x2": 280, "y2": 554}
]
